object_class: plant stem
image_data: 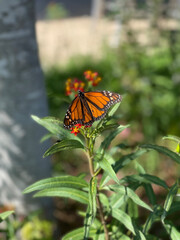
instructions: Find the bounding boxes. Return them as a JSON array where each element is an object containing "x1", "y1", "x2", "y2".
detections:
[
  {"x1": 97, "y1": 192, "x2": 110, "y2": 240},
  {"x1": 85, "y1": 135, "x2": 94, "y2": 176}
]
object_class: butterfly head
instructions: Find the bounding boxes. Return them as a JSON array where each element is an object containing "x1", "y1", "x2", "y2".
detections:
[{"x1": 78, "y1": 90, "x2": 84, "y2": 97}]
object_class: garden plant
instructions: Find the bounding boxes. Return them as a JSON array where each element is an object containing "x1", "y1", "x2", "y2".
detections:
[{"x1": 22, "y1": 71, "x2": 180, "y2": 240}]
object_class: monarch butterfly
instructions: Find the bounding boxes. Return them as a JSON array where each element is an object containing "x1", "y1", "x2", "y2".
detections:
[{"x1": 64, "y1": 90, "x2": 122, "y2": 129}]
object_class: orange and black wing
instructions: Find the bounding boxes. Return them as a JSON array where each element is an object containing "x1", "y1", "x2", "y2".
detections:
[
  {"x1": 64, "y1": 91, "x2": 122, "y2": 129},
  {"x1": 83, "y1": 90, "x2": 122, "y2": 122},
  {"x1": 64, "y1": 95, "x2": 94, "y2": 129}
]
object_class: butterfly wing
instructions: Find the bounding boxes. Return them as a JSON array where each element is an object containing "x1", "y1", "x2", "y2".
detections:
[
  {"x1": 64, "y1": 95, "x2": 94, "y2": 128},
  {"x1": 84, "y1": 91, "x2": 122, "y2": 121},
  {"x1": 64, "y1": 91, "x2": 122, "y2": 129}
]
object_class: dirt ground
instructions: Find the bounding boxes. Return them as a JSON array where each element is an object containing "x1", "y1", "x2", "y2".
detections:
[{"x1": 35, "y1": 17, "x2": 178, "y2": 68}]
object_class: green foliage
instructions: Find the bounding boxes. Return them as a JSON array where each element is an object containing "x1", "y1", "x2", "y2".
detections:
[
  {"x1": 45, "y1": 2, "x2": 68, "y2": 20},
  {"x1": 44, "y1": 34, "x2": 180, "y2": 142},
  {"x1": 25, "y1": 99, "x2": 180, "y2": 239},
  {"x1": 21, "y1": 216, "x2": 53, "y2": 240},
  {"x1": 0, "y1": 211, "x2": 14, "y2": 222}
]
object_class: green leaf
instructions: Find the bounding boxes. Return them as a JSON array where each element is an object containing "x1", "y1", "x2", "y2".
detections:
[
  {"x1": 109, "y1": 185, "x2": 152, "y2": 212},
  {"x1": 168, "y1": 201, "x2": 180, "y2": 216},
  {"x1": 108, "y1": 101, "x2": 122, "y2": 116},
  {"x1": 162, "y1": 182, "x2": 178, "y2": 222},
  {"x1": 62, "y1": 227, "x2": 96, "y2": 240},
  {"x1": 111, "y1": 208, "x2": 135, "y2": 234},
  {"x1": 140, "y1": 174, "x2": 169, "y2": 190},
  {"x1": 163, "y1": 135, "x2": 180, "y2": 144},
  {"x1": 143, "y1": 183, "x2": 157, "y2": 206},
  {"x1": 23, "y1": 175, "x2": 88, "y2": 194},
  {"x1": 99, "y1": 193, "x2": 110, "y2": 211},
  {"x1": 34, "y1": 187, "x2": 89, "y2": 205},
  {"x1": 98, "y1": 157, "x2": 119, "y2": 184},
  {"x1": 84, "y1": 177, "x2": 97, "y2": 239},
  {"x1": 0, "y1": 211, "x2": 14, "y2": 222},
  {"x1": 97, "y1": 123, "x2": 120, "y2": 135},
  {"x1": 100, "y1": 149, "x2": 147, "y2": 187},
  {"x1": 163, "y1": 222, "x2": 180, "y2": 240},
  {"x1": 143, "y1": 205, "x2": 162, "y2": 234},
  {"x1": 127, "y1": 198, "x2": 139, "y2": 218},
  {"x1": 43, "y1": 139, "x2": 84, "y2": 157},
  {"x1": 89, "y1": 177, "x2": 97, "y2": 221},
  {"x1": 110, "y1": 191, "x2": 128, "y2": 209},
  {"x1": 100, "y1": 125, "x2": 130, "y2": 150},
  {"x1": 114, "y1": 149, "x2": 148, "y2": 172},
  {"x1": 32, "y1": 115, "x2": 83, "y2": 143},
  {"x1": 140, "y1": 144, "x2": 180, "y2": 164}
]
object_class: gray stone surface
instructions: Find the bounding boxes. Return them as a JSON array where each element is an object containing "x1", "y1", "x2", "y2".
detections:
[{"x1": 0, "y1": 0, "x2": 52, "y2": 214}]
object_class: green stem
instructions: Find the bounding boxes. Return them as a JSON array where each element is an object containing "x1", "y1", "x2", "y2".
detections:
[
  {"x1": 85, "y1": 130, "x2": 109, "y2": 239},
  {"x1": 85, "y1": 135, "x2": 94, "y2": 176},
  {"x1": 97, "y1": 192, "x2": 110, "y2": 240}
]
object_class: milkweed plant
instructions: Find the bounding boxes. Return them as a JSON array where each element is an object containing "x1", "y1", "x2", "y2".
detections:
[{"x1": 23, "y1": 71, "x2": 180, "y2": 240}]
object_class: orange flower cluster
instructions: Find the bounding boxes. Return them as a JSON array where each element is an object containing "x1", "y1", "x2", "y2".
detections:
[
  {"x1": 71, "y1": 124, "x2": 81, "y2": 136},
  {"x1": 84, "y1": 70, "x2": 102, "y2": 86},
  {"x1": 65, "y1": 78, "x2": 85, "y2": 96},
  {"x1": 70, "y1": 123, "x2": 91, "y2": 136}
]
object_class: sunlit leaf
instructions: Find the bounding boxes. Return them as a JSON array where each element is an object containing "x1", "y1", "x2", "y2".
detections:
[
  {"x1": 43, "y1": 139, "x2": 84, "y2": 157},
  {"x1": 111, "y1": 208, "x2": 135, "y2": 234},
  {"x1": 163, "y1": 135, "x2": 180, "y2": 143},
  {"x1": 108, "y1": 101, "x2": 122, "y2": 117},
  {"x1": 100, "y1": 149, "x2": 147, "y2": 187},
  {"x1": 32, "y1": 115, "x2": 83, "y2": 143},
  {"x1": 34, "y1": 187, "x2": 88, "y2": 204},
  {"x1": 23, "y1": 175, "x2": 88, "y2": 194},
  {"x1": 163, "y1": 222, "x2": 180, "y2": 240},
  {"x1": 0, "y1": 211, "x2": 14, "y2": 222},
  {"x1": 109, "y1": 185, "x2": 152, "y2": 212},
  {"x1": 98, "y1": 157, "x2": 119, "y2": 184},
  {"x1": 62, "y1": 227, "x2": 96, "y2": 240}
]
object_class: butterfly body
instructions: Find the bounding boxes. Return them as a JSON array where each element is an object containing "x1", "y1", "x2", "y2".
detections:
[{"x1": 64, "y1": 90, "x2": 122, "y2": 129}]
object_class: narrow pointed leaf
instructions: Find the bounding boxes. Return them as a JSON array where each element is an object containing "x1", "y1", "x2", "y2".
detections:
[
  {"x1": 110, "y1": 191, "x2": 128, "y2": 209},
  {"x1": 109, "y1": 185, "x2": 152, "y2": 211},
  {"x1": 163, "y1": 135, "x2": 180, "y2": 143},
  {"x1": 89, "y1": 177, "x2": 97, "y2": 221},
  {"x1": 112, "y1": 208, "x2": 135, "y2": 234},
  {"x1": 143, "y1": 183, "x2": 157, "y2": 206},
  {"x1": 43, "y1": 139, "x2": 84, "y2": 157},
  {"x1": 100, "y1": 125, "x2": 129, "y2": 150},
  {"x1": 162, "y1": 182, "x2": 178, "y2": 222},
  {"x1": 168, "y1": 202, "x2": 180, "y2": 216},
  {"x1": 62, "y1": 227, "x2": 96, "y2": 240},
  {"x1": 32, "y1": 115, "x2": 83, "y2": 143},
  {"x1": 23, "y1": 176, "x2": 88, "y2": 194},
  {"x1": 108, "y1": 101, "x2": 122, "y2": 117},
  {"x1": 163, "y1": 223, "x2": 180, "y2": 240},
  {"x1": 143, "y1": 205, "x2": 162, "y2": 234},
  {"x1": 0, "y1": 211, "x2": 14, "y2": 222},
  {"x1": 34, "y1": 187, "x2": 88, "y2": 204},
  {"x1": 140, "y1": 174, "x2": 169, "y2": 190},
  {"x1": 100, "y1": 149, "x2": 148, "y2": 187},
  {"x1": 114, "y1": 149, "x2": 148, "y2": 173},
  {"x1": 140, "y1": 144, "x2": 180, "y2": 164},
  {"x1": 84, "y1": 177, "x2": 97, "y2": 239},
  {"x1": 98, "y1": 157, "x2": 119, "y2": 184}
]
